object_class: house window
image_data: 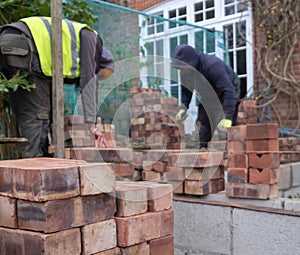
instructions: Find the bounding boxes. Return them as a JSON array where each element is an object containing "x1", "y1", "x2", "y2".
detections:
[
  {"x1": 195, "y1": 29, "x2": 216, "y2": 54},
  {"x1": 194, "y1": 0, "x2": 215, "y2": 22},
  {"x1": 168, "y1": 6, "x2": 187, "y2": 29},
  {"x1": 224, "y1": 0, "x2": 248, "y2": 16},
  {"x1": 147, "y1": 12, "x2": 164, "y2": 35}
]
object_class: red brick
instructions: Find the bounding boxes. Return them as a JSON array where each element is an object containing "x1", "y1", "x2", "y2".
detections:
[
  {"x1": 152, "y1": 161, "x2": 167, "y2": 172},
  {"x1": 150, "y1": 235, "x2": 173, "y2": 255},
  {"x1": 165, "y1": 166, "x2": 185, "y2": 181},
  {"x1": 0, "y1": 227, "x2": 81, "y2": 255},
  {"x1": 114, "y1": 163, "x2": 135, "y2": 177},
  {"x1": 184, "y1": 179, "x2": 224, "y2": 195},
  {"x1": 17, "y1": 193, "x2": 116, "y2": 233},
  {"x1": 185, "y1": 166, "x2": 224, "y2": 181},
  {"x1": 249, "y1": 168, "x2": 280, "y2": 184},
  {"x1": 94, "y1": 247, "x2": 122, "y2": 255},
  {"x1": 227, "y1": 125, "x2": 247, "y2": 141},
  {"x1": 248, "y1": 153, "x2": 280, "y2": 169},
  {"x1": 246, "y1": 139, "x2": 279, "y2": 152},
  {"x1": 167, "y1": 181, "x2": 184, "y2": 194},
  {"x1": 226, "y1": 182, "x2": 278, "y2": 199},
  {"x1": 227, "y1": 168, "x2": 248, "y2": 183},
  {"x1": 121, "y1": 242, "x2": 149, "y2": 255},
  {"x1": 245, "y1": 123, "x2": 278, "y2": 140},
  {"x1": 0, "y1": 158, "x2": 81, "y2": 201},
  {"x1": 168, "y1": 151, "x2": 224, "y2": 168},
  {"x1": 0, "y1": 196, "x2": 17, "y2": 228},
  {"x1": 227, "y1": 154, "x2": 248, "y2": 168},
  {"x1": 142, "y1": 170, "x2": 162, "y2": 181},
  {"x1": 115, "y1": 183, "x2": 148, "y2": 217},
  {"x1": 82, "y1": 219, "x2": 117, "y2": 254},
  {"x1": 116, "y1": 210, "x2": 174, "y2": 247},
  {"x1": 227, "y1": 140, "x2": 246, "y2": 154}
]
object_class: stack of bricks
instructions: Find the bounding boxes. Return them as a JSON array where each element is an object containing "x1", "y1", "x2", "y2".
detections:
[
  {"x1": 279, "y1": 137, "x2": 300, "y2": 163},
  {"x1": 167, "y1": 151, "x2": 225, "y2": 195},
  {"x1": 226, "y1": 123, "x2": 280, "y2": 199},
  {"x1": 64, "y1": 115, "x2": 115, "y2": 148},
  {"x1": 0, "y1": 158, "x2": 174, "y2": 255},
  {"x1": 236, "y1": 100, "x2": 257, "y2": 125},
  {"x1": 130, "y1": 87, "x2": 184, "y2": 150}
]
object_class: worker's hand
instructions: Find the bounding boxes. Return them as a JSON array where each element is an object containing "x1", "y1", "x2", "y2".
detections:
[
  {"x1": 91, "y1": 128, "x2": 110, "y2": 148},
  {"x1": 176, "y1": 109, "x2": 187, "y2": 121},
  {"x1": 217, "y1": 119, "x2": 232, "y2": 132}
]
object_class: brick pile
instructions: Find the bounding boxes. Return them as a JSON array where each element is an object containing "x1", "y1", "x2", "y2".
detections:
[
  {"x1": 236, "y1": 100, "x2": 257, "y2": 125},
  {"x1": 167, "y1": 151, "x2": 225, "y2": 195},
  {"x1": 226, "y1": 123, "x2": 280, "y2": 199},
  {"x1": 130, "y1": 87, "x2": 184, "y2": 150},
  {"x1": 279, "y1": 137, "x2": 300, "y2": 163},
  {"x1": 64, "y1": 115, "x2": 115, "y2": 148},
  {"x1": 0, "y1": 158, "x2": 174, "y2": 255}
]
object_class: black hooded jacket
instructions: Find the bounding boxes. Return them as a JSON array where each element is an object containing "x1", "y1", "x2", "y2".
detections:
[{"x1": 173, "y1": 44, "x2": 237, "y2": 120}]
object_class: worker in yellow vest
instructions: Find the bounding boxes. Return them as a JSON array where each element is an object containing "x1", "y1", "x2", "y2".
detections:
[{"x1": 0, "y1": 16, "x2": 114, "y2": 158}]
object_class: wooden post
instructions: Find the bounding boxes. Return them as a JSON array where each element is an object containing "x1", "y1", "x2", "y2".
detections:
[{"x1": 51, "y1": 0, "x2": 65, "y2": 158}]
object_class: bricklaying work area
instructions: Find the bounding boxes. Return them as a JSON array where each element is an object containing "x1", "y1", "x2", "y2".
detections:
[{"x1": 1, "y1": 88, "x2": 300, "y2": 254}]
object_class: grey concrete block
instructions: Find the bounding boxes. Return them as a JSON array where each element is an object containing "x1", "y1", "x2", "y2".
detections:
[
  {"x1": 284, "y1": 199, "x2": 300, "y2": 211},
  {"x1": 173, "y1": 200, "x2": 231, "y2": 255},
  {"x1": 283, "y1": 186, "x2": 300, "y2": 199},
  {"x1": 291, "y1": 162, "x2": 300, "y2": 187},
  {"x1": 232, "y1": 208, "x2": 300, "y2": 255},
  {"x1": 278, "y1": 164, "x2": 292, "y2": 190}
]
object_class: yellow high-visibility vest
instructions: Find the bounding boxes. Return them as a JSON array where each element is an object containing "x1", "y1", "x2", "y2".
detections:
[{"x1": 20, "y1": 16, "x2": 94, "y2": 78}]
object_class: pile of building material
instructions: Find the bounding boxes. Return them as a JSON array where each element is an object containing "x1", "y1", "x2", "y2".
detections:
[
  {"x1": 0, "y1": 158, "x2": 174, "y2": 255},
  {"x1": 226, "y1": 123, "x2": 280, "y2": 199},
  {"x1": 279, "y1": 137, "x2": 300, "y2": 163},
  {"x1": 236, "y1": 99, "x2": 257, "y2": 125},
  {"x1": 129, "y1": 87, "x2": 184, "y2": 150}
]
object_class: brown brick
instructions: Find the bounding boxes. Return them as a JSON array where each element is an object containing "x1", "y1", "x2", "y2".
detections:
[
  {"x1": 185, "y1": 166, "x2": 224, "y2": 181},
  {"x1": 226, "y1": 182, "x2": 278, "y2": 199},
  {"x1": 152, "y1": 161, "x2": 167, "y2": 172},
  {"x1": 246, "y1": 139, "x2": 279, "y2": 152},
  {"x1": 227, "y1": 125, "x2": 247, "y2": 141},
  {"x1": 121, "y1": 242, "x2": 149, "y2": 255},
  {"x1": 227, "y1": 140, "x2": 246, "y2": 154},
  {"x1": 249, "y1": 168, "x2": 280, "y2": 184},
  {"x1": 167, "y1": 181, "x2": 184, "y2": 194},
  {"x1": 79, "y1": 163, "x2": 115, "y2": 195},
  {"x1": 248, "y1": 153, "x2": 280, "y2": 169},
  {"x1": 115, "y1": 183, "x2": 148, "y2": 217},
  {"x1": 0, "y1": 165, "x2": 15, "y2": 196},
  {"x1": 114, "y1": 163, "x2": 135, "y2": 177},
  {"x1": 149, "y1": 235, "x2": 174, "y2": 255},
  {"x1": 0, "y1": 158, "x2": 81, "y2": 201},
  {"x1": 17, "y1": 193, "x2": 116, "y2": 233},
  {"x1": 142, "y1": 170, "x2": 162, "y2": 182},
  {"x1": 82, "y1": 219, "x2": 117, "y2": 254},
  {"x1": 165, "y1": 166, "x2": 185, "y2": 181},
  {"x1": 93, "y1": 247, "x2": 122, "y2": 255},
  {"x1": 245, "y1": 123, "x2": 278, "y2": 140},
  {"x1": 227, "y1": 154, "x2": 248, "y2": 168},
  {"x1": 184, "y1": 179, "x2": 224, "y2": 195},
  {"x1": 0, "y1": 196, "x2": 17, "y2": 228},
  {"x1": 116, "y1": 210, "x2": 174, "y2": 247},
  {"x1": 227, "y1": 168, "x2": 248, "y2": 183},
  {"x1": 0, "y1": 227, "x2": 81, "y2": 255},
  {"x1": 168, "y1": 151, "x2": 224, "y2": 168}
]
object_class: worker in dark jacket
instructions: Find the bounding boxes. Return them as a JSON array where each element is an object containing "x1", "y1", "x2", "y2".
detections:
[
  {"x1": 172, "y1": 44, "x2": 238, "y2": 149},
  {"x1": 0, "y1": 16, "x2": 114, "y2": 158}
]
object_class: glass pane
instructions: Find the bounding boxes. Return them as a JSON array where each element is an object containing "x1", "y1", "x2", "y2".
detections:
[
  {"x1": 206, "y1": 0, "x2": 214, "y2": 8},
  {"x1": 195, "y1": 13, "x2": 203, "y2": 22},
  {"x1": 147, "y1": 26, "x2": 154, "y2": 35},
  {"x1": 224, "y1": 24, "x2": 233, "y2": 49},
  {"x1": 238, "y1": 3, "x2": 248, "y2": 12},
  {"x1": 225, "y1": 6, "x2": 234, "y2": 15},
  {"x1": 179, "y1": 17, "x2": 186, "y2": 26},
  {"x1": 195, "y1": 31, "x2": 204, "y2": 52},
  {"x1": 237, "y1": 49, "x2": 246, "y2": 74},
  {"x1": 171, "y1": 85, "x2": 179, "y2": 98},
  {"x1": 194, "y1": 2, "x2": 203, "y2": 11},
  {"x1": 170, "y1": 37, "x2": 178, "y2": 56},
  {"x1": 156, "y1": 40, "x2": 164, "y2": 56},
  {"x1": 157, "y1": 24, "x2": 164, "y2": 33},
  {"x1": 180, "y1": 34, "x2": 188, "y2": 45},
  {"x1": 146, "y1": 42, "x2": 154, "y2": 55},
  {"x1": 169, "y1": 21, "x2": 176, "y2": 29},
  {"x1": 229, "y1": 51, "x2": 233, "y2": 67},
  {"x1": 206, "y1": 10, "x2": 215, "y2": 19},
  {"x1": 179, "y1": 7, "x2": 186, "y2": 16},
  {"x1": 206, "y1": 30, "x2": 215, "y2": 53},
  {"x1": 169, "y1": 10, "x2": 176, "y2": 19},
  {"x1": 240, "y1": 77, "x2": 247, "y2": 99},
  {"x1": 236, "y1": 21, "x2": 246, "y2": 47},
  {"x1": 225, "y1": 0, "x2": 234, "y2": 4}
]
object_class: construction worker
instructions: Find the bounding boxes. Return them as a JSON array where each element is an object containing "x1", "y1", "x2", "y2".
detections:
[
  {"x1": 0, "y1": 16, "x2": 114, "y2": 158},
  {"x1": 173, "y1": 44, "x2": 239, "y2": 149}
]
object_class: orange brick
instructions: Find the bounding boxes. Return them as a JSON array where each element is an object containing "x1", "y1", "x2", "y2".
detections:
[
  {"x1": 245, "y1": 123, "x2": 278, "y2": 140},
  {"x1": 152, "y1": 161, "x2": 167, "y2": 172},
  {"x1": 121, "y1": 242, "x2": 149, "y2": 255},
  {"x1": 185, "y1": 166, "x2": 224, "y2": 181},
  {"x1": 165, "y1": 166, "x2": 185, "y2": 181},
  {"x1": 248, "y1": 153, "x2": 280, "y2": 169},
  {"x1": 116, "y1": 210, "x2": 174, "y2": 247},
  {"x1": 246, "y1": 139, "x2": 279, "y2": 152},
  {"x1": 249, "y1": 168, "x2": 280, "y2": 184},
  {"x1": 0, "y1": 227, "x2": 81, "y2": 255},
  {"x1": 93, "y1": 247, "x2": 122, "y2": 255},
  {"x1": 142, "y1": 170, "x2": 162, "y2": 181},
  {"x1": 184, "y1": 179, "x2": 224, "y2": 195},
  {"x1": 149, "y1": 235, "x2": 173, "y2": 255},
  {"x1": 227, "y1": 154, "x2": 248, "y2": 168},
  {"x1": 227, "y1": 125, "x2": 247, "y2": 141},
  {"x1": 227, "y1": 140, "x2": 246, "y2": 154},
  {"x1": 114, "y1": 163, "x2": 135, "y2": 177},
  {"x1": 227, "y1": 168, "x2": 248, "y2": 183},
  {"x1": 0, "y1": 196, "x2": 17, "y2": 228},
  {"x1": 168, "y1": 181, "x2": 184, "y2": 194}
]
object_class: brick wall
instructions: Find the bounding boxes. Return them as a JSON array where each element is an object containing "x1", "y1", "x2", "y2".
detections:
[{"x1": 128, "y1": 0, "x2": 165, "y2": 11}]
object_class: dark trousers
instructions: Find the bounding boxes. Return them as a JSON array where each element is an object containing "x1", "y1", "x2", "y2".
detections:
[{"x1": 9, "y1": 74, "x2": 51, "y2": 158}]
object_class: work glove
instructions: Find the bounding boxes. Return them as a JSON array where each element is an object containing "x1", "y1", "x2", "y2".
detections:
[
  {"x1": 217, "y1": 119, "x2": 232, "y2": 132},
  {"x1": 175, "y1": 109, "x2": 187, "y2": 121}
]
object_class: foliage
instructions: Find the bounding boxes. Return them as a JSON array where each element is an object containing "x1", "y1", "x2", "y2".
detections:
[
  {"x1": 0, "y1": 71, "x2": 35, "y2": 93},
  {"x1": 241, "y1": 0, "x2": 300, "y2": 129}
]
